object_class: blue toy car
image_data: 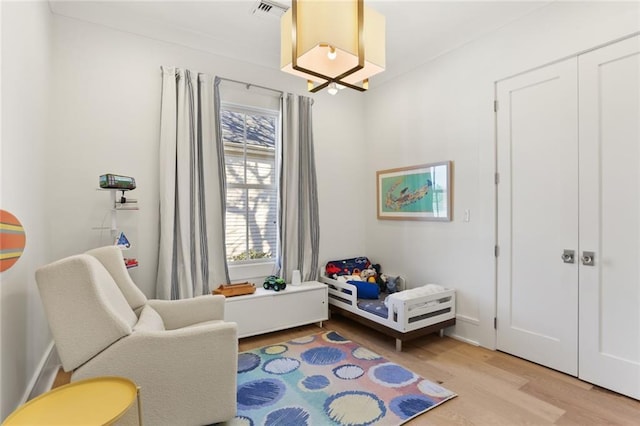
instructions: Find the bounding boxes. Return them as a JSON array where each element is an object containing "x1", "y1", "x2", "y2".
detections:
[{"x1": 263, "y1": 275, "x2": 286, "y2": 291}]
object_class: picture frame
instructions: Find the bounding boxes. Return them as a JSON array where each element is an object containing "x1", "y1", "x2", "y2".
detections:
[{"x1": 376, "y1": 161, "x2": 452, "y2": 221}]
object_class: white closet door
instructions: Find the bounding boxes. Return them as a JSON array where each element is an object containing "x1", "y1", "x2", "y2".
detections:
[
  {"x1": 578, "y1": 35, "x2": 640, "y2": 400},
  {"x1": 496, "y1": 58, "x2": 579, "y2": 375}
]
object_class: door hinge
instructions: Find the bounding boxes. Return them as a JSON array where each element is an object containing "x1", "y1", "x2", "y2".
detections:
[
  {"x1": 494, "y1": 317, "x2": 497, "y2": 329},
  {"x1": 494, "y1": 100, "x2": 499, "y2": 112},
  {"x1": 494, "y1": 172, "x2": 500, "y2": 185},
  {"x1": 494, "y1": 245, "x2": 500, "y2": 257}
]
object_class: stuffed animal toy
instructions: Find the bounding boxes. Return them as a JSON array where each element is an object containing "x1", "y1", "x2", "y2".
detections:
[
  {"x1": 360, "y1": 268, "x2": 377, "y2": 281},
  {"x1": 374, "y1": 265, "x2": 386, "y2": 292},
  {"x1": 386, "y1": 275, "x2": 400, "y2": 294},
  {"x1": 378, "y1": 273, "x2": 387, "y2": 292}
]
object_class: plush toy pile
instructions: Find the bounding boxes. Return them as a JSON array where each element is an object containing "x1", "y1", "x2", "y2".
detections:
[{"x1": 324, "y1": 257, "x2": 401, "y2": 299}]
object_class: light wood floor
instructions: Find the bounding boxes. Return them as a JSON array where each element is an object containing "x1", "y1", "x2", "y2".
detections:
[{"x1": 54, "y1": 316, "x2": 639, "y2": 425}]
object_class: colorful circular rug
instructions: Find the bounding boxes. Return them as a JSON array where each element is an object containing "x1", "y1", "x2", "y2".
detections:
[{"x1": 226, "y1": 330, "x2": 456, "y2": 426}]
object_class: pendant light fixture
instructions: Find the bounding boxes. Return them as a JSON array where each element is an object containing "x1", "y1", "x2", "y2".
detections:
[{"x1": 280, "y1": 0, "x2": 386, "y2": 94}]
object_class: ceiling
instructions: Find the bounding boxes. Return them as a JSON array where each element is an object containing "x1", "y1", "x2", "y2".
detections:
[{"x1": 49, "y1": 0, "x2": 553, "y2": 86}]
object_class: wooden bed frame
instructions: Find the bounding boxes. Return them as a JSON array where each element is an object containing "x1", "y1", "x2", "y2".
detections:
[
  {"x1": 319, "y1": 273, "x2": 456, "y2": 351},
  {"x1": 329, "y1": 304, "x2": 456, "y2": 351}
]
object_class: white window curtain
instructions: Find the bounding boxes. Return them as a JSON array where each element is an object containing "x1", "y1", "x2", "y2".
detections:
[
  {"x1": 275, "y1": 94, "x2": 320, "y2": 282},
  {"x1": 157, "y1": 67, "x2": 229, "y2": 299}
]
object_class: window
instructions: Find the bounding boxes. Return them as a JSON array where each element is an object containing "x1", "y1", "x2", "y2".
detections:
[{"x1": 221, "y1": 104, "x2": 279, "y2": 264}]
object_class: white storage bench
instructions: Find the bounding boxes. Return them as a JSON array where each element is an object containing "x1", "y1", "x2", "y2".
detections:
[
  {"x1": 319, "y1": 258, "x2": 455, "y2": 351},
  {"x1": 224, "y1": 281, "x2": 328, "y2": 338}
]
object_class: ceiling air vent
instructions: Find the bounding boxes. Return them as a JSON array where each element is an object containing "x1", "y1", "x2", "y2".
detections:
[{"x1": 251, "y1": 0, "x2": 289, "y2": 19}]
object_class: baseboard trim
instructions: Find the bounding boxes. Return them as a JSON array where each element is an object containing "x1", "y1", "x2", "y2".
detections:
[
  {"x1": 450, "y1": 314, "x2": 481, "y2": 346},
  {"x1": 22, "y1": 341, "x2": 59, "y2": 403},
  {"x1": 449, "y1": 333, "x2": 480, "y2": 346},
  {"x1": 455, "y1": 314, "x2": 480, "y2": 326}
]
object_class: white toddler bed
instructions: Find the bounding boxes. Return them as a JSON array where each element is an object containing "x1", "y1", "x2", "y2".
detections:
[{"x1": 320, "y1": 261, "x2": 456, "y2": 351}]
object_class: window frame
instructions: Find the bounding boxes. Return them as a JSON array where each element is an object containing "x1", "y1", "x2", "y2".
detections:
[{"x1": 220, "y1": 102, "x2": 281, "y2": 278}]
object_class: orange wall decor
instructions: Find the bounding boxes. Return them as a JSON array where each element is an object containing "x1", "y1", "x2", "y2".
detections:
[{"x1": 0, "y1": 210, "x2": 27, "y2": 272}]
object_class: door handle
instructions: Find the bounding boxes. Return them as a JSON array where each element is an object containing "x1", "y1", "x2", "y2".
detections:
[
  {"x1": 561, "y1": 249, "x2": 575, "y2": 264},
  {"x1": 581, "y1": 251, "x2": 595, "y2": 266}
]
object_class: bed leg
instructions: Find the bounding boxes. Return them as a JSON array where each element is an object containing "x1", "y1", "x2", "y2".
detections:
[
  {"x1": 439, "y1": 329, "x2": 444, "y2": 338},
  {"x1": 395, "y1": 339, "x2": 402, "y2": 352}
]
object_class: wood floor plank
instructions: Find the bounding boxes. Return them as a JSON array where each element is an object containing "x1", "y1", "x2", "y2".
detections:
[
  {"x1": 520, "y1": 380, "x2": 640, "y2": 425},
  {"x1": 485, "y1": 352, "x2": 593, "y2": 390},
  {"x1": 428, "y1": 353, "x2": 564, "y2": 424},
  {"x1": 433, "y1": 347, "x2": 530, "y2": 390}
]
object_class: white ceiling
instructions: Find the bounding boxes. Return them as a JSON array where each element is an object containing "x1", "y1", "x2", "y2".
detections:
[{"x1": 49, "y1": 0, "x2": 554, "y2": 86}]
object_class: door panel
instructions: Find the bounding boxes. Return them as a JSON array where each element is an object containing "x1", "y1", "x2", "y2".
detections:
[
  {"x1": 496, "y1": 58, "x2": 579, "y2": 375},
  {"x1": 578, "y1": 35, "x2": 640, "y2": 399}
]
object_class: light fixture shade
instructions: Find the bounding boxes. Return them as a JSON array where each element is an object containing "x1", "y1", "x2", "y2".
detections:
[{"x1": 280, "y1": 0, "x2": 385, "y2": 91}]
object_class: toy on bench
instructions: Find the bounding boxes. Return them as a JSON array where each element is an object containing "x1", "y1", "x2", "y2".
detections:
[
  {"x1": 263, "y1": 275, "x2": 286, "y2": 292},
  {"x1": 213, "y1": 282, "x2": 256, "y2": 297}
]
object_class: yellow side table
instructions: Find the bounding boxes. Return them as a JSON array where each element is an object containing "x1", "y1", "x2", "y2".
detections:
[{"x1": 3, "y1": 376, "x2": 141, "y2": 425}]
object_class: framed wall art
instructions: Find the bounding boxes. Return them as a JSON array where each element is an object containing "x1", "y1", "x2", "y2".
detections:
[{"x1": 376, "y1": 161, "x2": 452, "y2": 221}]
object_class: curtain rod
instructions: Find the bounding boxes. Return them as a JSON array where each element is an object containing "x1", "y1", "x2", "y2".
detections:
[
  {"x1": 217, "y1": 76, "x2": 283, "y2": 95},
  {"x1": 159, "y1": 67, "x2": 284, "y2": 95}
]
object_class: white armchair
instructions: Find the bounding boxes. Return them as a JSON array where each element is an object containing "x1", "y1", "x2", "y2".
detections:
[{"x1": 36, "y1": 246, "x2": 238, "y2": 425}]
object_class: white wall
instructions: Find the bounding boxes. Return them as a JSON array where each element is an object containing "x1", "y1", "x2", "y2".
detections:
[
  {"x1": 0, "y1": 0, "x2": 54, "y2": 419},
  {"x1": 363, "y1": 1, "x2": 640, "y2": 348}
]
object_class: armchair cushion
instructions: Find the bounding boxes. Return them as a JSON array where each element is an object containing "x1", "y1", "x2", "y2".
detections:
[
  {"x1": 147, "y1": 294, "x2": 225, "y2": 330},
  {"x1": 133, "y1": 305, "x2": 165, "y2": 332}
]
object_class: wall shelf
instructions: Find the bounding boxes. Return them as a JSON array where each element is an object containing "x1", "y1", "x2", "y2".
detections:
[
  {"x1": 96, "y1": 188, "x2": 138, "y2": 238},
  {"x1": 96, "y1": 188, "x2": 139, "y2": 269}
]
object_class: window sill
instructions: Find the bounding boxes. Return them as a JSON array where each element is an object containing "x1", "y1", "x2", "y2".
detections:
[{"x1": 228, "y1": 261, "x2": 276, "y2": 282}]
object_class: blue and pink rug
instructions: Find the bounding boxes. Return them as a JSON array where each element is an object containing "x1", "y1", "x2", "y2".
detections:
[{"x1": 226, "y1": 330, "x2": 456, "y2": 425}]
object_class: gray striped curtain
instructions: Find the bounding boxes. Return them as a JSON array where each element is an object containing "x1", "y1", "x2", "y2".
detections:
[
  {"x1": 276, "y1": 94, "x2": 320, "y2": 282},
  {"x1": 157, "y1": 67, "x2": 229, "y2": 299}
]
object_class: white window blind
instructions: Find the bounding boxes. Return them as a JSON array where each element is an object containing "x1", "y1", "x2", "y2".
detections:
[{"x1": 221, "y1": 105, "x2": 279, "y2": 263}]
